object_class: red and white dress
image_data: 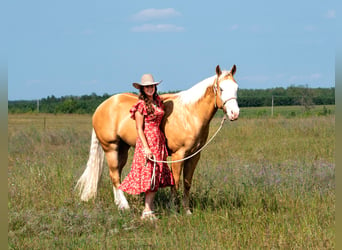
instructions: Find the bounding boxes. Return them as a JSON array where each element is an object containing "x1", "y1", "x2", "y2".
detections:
[{"x1": 119, "y1": 97, "x2": 174, "y2": 194}]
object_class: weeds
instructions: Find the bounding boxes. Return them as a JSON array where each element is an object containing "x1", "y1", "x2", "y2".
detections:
[{"x1": 8, "y1": 111, "x2": 335, "y2": 249}]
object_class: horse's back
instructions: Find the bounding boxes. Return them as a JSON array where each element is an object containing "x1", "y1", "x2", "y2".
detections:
[
  {"x1": 93, "y1": 93, "x2": 138, "y2": 149},
  {"x1": 160, "y1": 93, "x2": 178, "y2": 100}
]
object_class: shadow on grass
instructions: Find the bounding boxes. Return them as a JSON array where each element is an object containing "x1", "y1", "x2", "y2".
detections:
[
  {"x1": 152, "y1": 184, "x2": 285, "y2": 215},
  {"x1": 153, "y1": 187, "x2": 247, "y2": 214}
]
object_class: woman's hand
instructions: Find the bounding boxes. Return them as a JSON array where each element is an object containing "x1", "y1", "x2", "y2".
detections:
[{"x1": 144, "y1": 147, "x2": 153, "y2": 159}]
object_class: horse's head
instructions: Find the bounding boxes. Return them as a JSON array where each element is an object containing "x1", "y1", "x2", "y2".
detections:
[{"x1": 214, "y1": 65, "x2": 240, "y2": 121}]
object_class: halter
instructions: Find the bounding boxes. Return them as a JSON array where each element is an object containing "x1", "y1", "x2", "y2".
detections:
[{"x1": 213, "y1": 76, "x2": 237, "y2": 109}]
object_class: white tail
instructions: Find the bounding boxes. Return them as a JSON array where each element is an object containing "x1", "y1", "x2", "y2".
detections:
[{"x1": 75, "y1": 129, "x2": 105, "y2": 201}]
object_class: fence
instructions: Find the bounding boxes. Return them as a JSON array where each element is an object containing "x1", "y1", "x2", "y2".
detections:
[{"x1": 237, "y1": 95, "x2": 335, "y2": 118}]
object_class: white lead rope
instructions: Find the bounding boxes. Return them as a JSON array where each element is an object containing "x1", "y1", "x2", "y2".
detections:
[
  {"x1": 150, "y1": 155, "x2": 156, "y2": 190},
  {"x1": 145, "y1": 155, "x2": 157, "y2": 190},
  {"x1": 147, "y1": 115, "x2": 227, "y2": 164}
]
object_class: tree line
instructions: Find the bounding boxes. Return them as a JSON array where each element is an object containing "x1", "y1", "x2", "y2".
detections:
[{"x1": 8, "y1": 86, "x2": 335, "y2": 114}]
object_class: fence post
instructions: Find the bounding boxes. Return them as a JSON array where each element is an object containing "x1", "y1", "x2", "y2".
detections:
[{"x1": 271, "y1": 95, "x2": 274, "y2": 117}]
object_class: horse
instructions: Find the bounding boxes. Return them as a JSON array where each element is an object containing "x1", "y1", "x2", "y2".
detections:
[{"x1": 75, "y1": 65, "x2": 239, "y2": 215}]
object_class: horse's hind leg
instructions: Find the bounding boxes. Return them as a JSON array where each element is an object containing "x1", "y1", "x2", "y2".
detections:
[
  {"x1": 105, "y1": 141, "x2": 130, "y2": 210},
  {"x1": 183, "y1": 154, "x2": 201, "y2": 215}
]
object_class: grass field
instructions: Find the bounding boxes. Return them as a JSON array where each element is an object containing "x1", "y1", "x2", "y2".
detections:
[{"x1": 8, "y1": 106, "x2": 335, "y2": 249}]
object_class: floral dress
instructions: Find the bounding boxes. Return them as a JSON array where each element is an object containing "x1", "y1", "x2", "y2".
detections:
[{"x1": 119, "y1": 97, "x2": 174, "y2": 194}]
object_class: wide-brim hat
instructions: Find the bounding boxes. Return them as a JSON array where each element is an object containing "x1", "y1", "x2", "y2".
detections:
[{"x1": 133, "y1": 73, "x2": 162, "y2": 89}]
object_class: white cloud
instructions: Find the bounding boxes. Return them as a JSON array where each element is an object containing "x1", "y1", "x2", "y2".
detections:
[
  {"x1": 240, "y1": 75, "x2": 270, "y2": 83},
  {"x1": 310, "y1": 73, "x2": 322, "y2": 80},
  {"x1": 132, "y1": 8, "x2": 181, "y2": 21},
  {"x1": 81, "y1": 80, "x2": 99, "y2": 85},
  {"x1": 131, "y1": 24, "x2": 184, "y2": 32},
  {"x1": 288, "y1": 73, "x2": 322, "y2": 83},
  {"x1": 304, "y1": 25, "x2": 316, "y2": 32},
  {"x1": 230, "y1": 24, "x2": 239, "y2": 31},
  {"x1": 240, "y1": 73, "x2": 322, "y2": 86},
  {"x1": 26, "y1": 80, "x2": 42, "y2": 86},
  {"x1": 250, "y1": 24, "x2": 262, "y2": 33},
  {"x1": 324, "y1": 10, "x2": 336, "y2": 19},
  {"x1": 81, "y1": 29, "x2": 95, "y2": 35}
]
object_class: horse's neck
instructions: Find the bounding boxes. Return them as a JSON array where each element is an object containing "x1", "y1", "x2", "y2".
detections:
[
  {"x1": 182, "y1": 86, "x2": 217, "y2": 125},
  {"x1": 198, "y1": 87, "x2": 218, "y2": 122},
  {"x1": 162, "y1": 86, "x2": 218, "y2": 149}
]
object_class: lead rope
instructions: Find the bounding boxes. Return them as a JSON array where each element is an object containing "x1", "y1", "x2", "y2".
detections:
[
  {"x1": 150, "y1": 155, "x2": 156, "y2": 190},
  {"x1": 145, "y1": 155, "x2": 157, "y2": 190},
  {"x1": 147, "y1": 114, "x2": 227, "y2": 164}
]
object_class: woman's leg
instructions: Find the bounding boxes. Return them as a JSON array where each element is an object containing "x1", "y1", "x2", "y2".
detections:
[{"x1": 144, "y1": 191, "x2": 156, "y2": 212}]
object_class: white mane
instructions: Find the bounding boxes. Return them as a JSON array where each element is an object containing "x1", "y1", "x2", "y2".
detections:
[
  {"x1": 177, "y1": 71, "x2": 230, "y2": 104},
  {"x1": 177, "y1": 75, "x2": 216, "y2": 104}
]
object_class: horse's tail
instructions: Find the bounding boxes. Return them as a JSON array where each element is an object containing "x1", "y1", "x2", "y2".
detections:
[{"x1": 75, "y1": 128, "x2": 105, "y2": 201}]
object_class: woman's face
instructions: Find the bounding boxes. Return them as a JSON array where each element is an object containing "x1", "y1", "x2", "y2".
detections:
[{"x1": 143, "y1": 85, "x2": 156, "y2": 98}]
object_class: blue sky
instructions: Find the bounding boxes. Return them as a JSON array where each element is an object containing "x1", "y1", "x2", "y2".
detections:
[{"x1": 7, "y1": 1, "x2": 336, "y2": 100}]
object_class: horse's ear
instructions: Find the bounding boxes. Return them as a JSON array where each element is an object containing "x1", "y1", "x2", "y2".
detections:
[
  {"x1": 231, "y1": 64, "x2": 236, "y2": 76},
  {"x1": 216, "y1": 65, "x2": 222, "y2": 77}
]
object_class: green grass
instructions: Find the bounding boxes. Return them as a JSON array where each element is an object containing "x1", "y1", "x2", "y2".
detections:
[{"x1": 8, "y1": 107, "x2": 335, "y2": 249}]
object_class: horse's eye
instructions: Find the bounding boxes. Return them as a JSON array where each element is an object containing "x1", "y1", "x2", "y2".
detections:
[{"x1": 220, "y1": 87, "x2": 223, "y2": 92}]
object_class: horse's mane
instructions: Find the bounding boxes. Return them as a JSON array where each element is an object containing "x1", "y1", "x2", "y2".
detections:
[
  {"x1": 177, "y1": 75, "x2": 215, "y2": 105},
  {"x1": 177, "y1": 71, "x2": 230, "y2": 105}
]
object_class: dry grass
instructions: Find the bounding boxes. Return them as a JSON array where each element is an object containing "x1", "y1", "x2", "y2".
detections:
[{"x1": 8, "y1": 110, "x2": 335, "y2": 249}]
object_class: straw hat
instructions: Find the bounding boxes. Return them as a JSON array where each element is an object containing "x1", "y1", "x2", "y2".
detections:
[{"x1": 133, "y1": 74, "x2": 162, "y2": 89}]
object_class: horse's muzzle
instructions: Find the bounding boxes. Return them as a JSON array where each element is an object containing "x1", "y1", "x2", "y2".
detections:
[{"x1": 223, "y1": 106, "x2": 239, "y2": 121}]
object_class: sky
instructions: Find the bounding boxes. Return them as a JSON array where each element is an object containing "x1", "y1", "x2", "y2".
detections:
[{"x1": 7, "y1": 1, "x2": 337, "y2": 100}]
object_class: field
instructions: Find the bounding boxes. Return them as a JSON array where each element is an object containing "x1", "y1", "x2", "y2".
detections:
[{"x1": 8, "y1": 106, "x2": 335, "y2": 249}]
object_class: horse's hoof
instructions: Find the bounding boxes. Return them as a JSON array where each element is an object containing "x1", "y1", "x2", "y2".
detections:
[
  {"x1": 185, "y1": 209, "x2": 192, "y2": 215},
  {"x1": 118, "y1": 203, "x2": 130, "y2": 211}
]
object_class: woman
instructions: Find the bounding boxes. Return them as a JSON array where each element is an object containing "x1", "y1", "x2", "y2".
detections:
[{"x1": 119, "y1": 73, "x2": 174, "y2": 220}]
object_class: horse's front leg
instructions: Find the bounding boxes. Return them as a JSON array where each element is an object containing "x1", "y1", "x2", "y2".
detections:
[
  {"x1": 105, "y1": 143, "x2": 130, "y2": 210},
  {"x1": 183, "y1": 153, "x2": 201, "y2": 215},
  {"x1": 170, "y1": 154, "x2": 184, "y2": 211}
]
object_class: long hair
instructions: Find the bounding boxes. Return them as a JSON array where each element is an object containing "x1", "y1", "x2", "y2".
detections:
[{"x1": 138, "y1": 86, "x2": 160, "y2": 115}]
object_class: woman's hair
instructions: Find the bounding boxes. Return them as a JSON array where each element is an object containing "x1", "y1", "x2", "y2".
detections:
[{"x1": 138, "y1": 86, "x2": 159, "y2": 115}]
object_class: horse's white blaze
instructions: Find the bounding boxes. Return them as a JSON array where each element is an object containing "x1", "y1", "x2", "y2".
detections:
[
  {"x1": 220, "y1": 79, "x2": 239, "y2": 120},
  {"x1": 226, "y1": 98, "x2": 239, "y2": 120},
  {"x1": 113, "y1": 186, "x2": 130, "y2": 210}
]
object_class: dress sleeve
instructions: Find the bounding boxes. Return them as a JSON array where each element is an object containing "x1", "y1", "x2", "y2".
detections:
[{"x1": 130, "y1": 100, "x2": 147, "y2": 120}]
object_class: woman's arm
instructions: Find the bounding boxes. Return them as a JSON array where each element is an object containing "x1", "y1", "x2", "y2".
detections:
[{"x1": 135, "y1": 111, "x2": 153, "y2": 159}]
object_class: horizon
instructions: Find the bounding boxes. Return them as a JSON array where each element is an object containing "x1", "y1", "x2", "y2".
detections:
[{"x1": 8, "y1": 84, "x2": 335, "y2": 102}]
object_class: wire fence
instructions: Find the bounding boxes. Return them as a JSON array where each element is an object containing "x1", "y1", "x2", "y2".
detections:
[{"x1": 238, "y1": 95, "x2": 335, "y2": 108}]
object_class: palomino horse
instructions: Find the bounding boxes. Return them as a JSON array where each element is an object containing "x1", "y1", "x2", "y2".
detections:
[{"x1": 76, "y1": 65, "x2": 239, "y2": 215}]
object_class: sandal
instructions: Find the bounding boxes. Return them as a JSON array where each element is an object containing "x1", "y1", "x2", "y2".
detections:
[{"x1": 141, "y1": 210, "x2": 158, "y2": 221}]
